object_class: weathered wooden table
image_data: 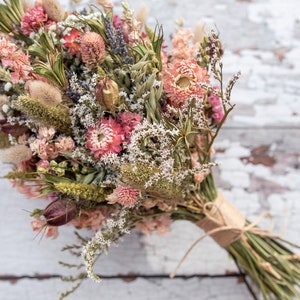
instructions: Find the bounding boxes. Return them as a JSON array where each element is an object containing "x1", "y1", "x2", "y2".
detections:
[{"x1": 1, "y1": 0, "x2": 299, "y2": 299}]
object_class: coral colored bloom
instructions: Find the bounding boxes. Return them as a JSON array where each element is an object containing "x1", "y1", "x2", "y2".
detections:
[
  {"x1": 117, "y1": 112, "x2": 143, "y2": 142},
  {"x1": 86, "y1": 116, "x2": 124, "y2": 159},
  {"x1": 107, "y1": 185, "x2": 139, "y2": 207},
  {"x1": 63, "y1": 29, "x2": 82, "y2": 55},
  {"x1": 163, "y1": 59, "x2": 209, "y2": 107},
  {"x1": 21, "y1": 6, "x2": 52, "y2": 35},
  {"x1": 207, "y1": 91, "x2": 224, "y2": 123}
]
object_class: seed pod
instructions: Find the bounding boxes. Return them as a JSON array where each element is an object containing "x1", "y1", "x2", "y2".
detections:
[
  {"x1": 95, "y1": 78, "x2": 119, "y2": 110},
  {"x1": 43, "y1": 199, "x2": 77, "y2": 226}
]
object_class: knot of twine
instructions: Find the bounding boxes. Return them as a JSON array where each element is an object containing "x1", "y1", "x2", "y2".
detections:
[{"x1": 170, "y1": 193, "x2": 278, "y2": 278}]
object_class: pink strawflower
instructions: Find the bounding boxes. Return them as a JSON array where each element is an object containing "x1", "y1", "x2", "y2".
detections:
[
  {"x1": 63, "y1": 29, "x2": 82, "y2": 55},
  {"x1": 117, "y1": 111, "x2": 143, "y2": 142},
  {"x1": 107, "y1": 185, "x2": 139, "y2": 207},
  {"x1": 170, "y1": 29, "x2": 199, "y2": 61},
  {"x1": 135, "y1": 214, "x2": 172, "y2": 235},
  {"x1": 21, "y1": 6, "x2": 53, "y2": 35},
  {"x1": 86, "y1": 116, "x2": 124, "y2": 159},
  {"x1": 55, "y1": 136, "x2": 75, "y2": 152},
  {"x1": 207, "y1": 90, "x2": 224, "y2": 123},
  {"x1": 163, "y1": 59, "x2": 209, "y2": 107},
  {"x1": 0, "y1": 38, "x2": 32, "y2": 83},
  {"x1": 31, "y1": 216, "x2": 59, "y2": 239}
]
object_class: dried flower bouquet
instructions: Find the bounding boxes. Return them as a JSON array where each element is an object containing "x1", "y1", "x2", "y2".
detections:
[{"x1": 0, "y1": 0, "x2": 299, "y2": 299}]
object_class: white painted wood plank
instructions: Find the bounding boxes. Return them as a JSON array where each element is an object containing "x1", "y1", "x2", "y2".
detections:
[{"x1": 0, "y1": 277, "x2": 254, "y2": 300}]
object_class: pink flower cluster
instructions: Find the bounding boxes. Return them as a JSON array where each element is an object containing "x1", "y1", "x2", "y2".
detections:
[
  {"x1": 207, "y1": 91, "x2": 224, "y2": 123},
  {"x1": 21, "y1": 6, "x2": 53, "y2": 35},
  {"x1": 71, "y1": 206, "x2": 115, "y2": 231},
  {"x1": 135, "y1": 214, "x2": 172, "y2": 235},
  {"x1": 107, "y1": 185, "x2": 139, "y2": 207},
  {"x1": 30, "y1": 127, "x2": 75, "y2": 160},
  {"x1": 0, "y1": 38, "x2": 32, "y2": 84},
  {"x1": 86, "y1": 112, "x2": 142, "y2": 159}
]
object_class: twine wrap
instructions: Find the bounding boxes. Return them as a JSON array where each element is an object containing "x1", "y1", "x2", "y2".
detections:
[{"x1": 196, "y1": 193, "x2": 246, "y2": 248}]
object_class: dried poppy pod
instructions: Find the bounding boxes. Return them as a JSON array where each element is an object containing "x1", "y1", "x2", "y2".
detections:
[
  {"x1": 43, "y1": 198, "x2": 77, "y2": 226},
  {"x1": 95, "y1": 78, "x2": 119, "y2": 110}
]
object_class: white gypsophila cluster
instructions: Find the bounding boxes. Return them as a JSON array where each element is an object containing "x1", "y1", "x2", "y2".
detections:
[
  {"x1": 100, "y1": 152, "x2": 122, "y2": 168},
  {"x1": 81, "y1": 210, "x2": 129, "y2": 282},
  {"x1": 58, "y1": 12, "x2": 103, "y2": 36},
  {"x1": 71, "y1": 147, "x2": 98, "y2": 165},
  {"x1": 121, "y1": 88, "x2": 144, "y2": 114},
  {"x1": 126, "y1": 119, "x2": 180, "y2": 165},
  {"x1": 224, "y1": 71, "x2": 241, "y2": 104},
  {"x1": 69, "y1": 74, "x2": 102, "y2": 145},
  {"x1": 7, "y1": 134, "x2": 18, "y2": 146},
  {"x1": 7, "y1": 116, "x2": 37, "y2": 132}
]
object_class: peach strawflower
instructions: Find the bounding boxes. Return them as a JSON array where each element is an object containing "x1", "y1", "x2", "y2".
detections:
[
  {"x1": 163, "y1": 59, "x2": 209, "y2": 107},
  {"x1": 170, "y1": 29, "x2": 199, "y2": 61},
  {"x1": 80, "y1": 32, "x2": 106, "y2": 66},
  {"x1": 86, "y1": 116, "x2": 124, "y2": 159},
  {"x1": 31, "y1": 216, "x2": 59, "y2": 239},
  {"x1": 107, "y1": 185, "x2": 139, "y2": 207},
  {"x1": 63, "y1": 29, "x2": 82, "y2": 55},
  {"x1": 21, "y1": 6, "x2": 53, "y2": 35}
]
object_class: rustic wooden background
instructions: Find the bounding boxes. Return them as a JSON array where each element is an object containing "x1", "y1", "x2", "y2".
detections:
[{"x1": 1, "y1": 0, "x2": 300, "y2": 299}]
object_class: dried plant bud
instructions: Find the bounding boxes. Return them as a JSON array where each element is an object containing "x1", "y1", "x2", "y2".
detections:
[
  {"x1": 80, "y1": 32, "x2": 106, "y2": 67},
  {"x1": 193, "y1": 21, "x2": 206, "y2": 44},
  {"x1": 0, "y1": 95, "x2": 9, "y2": 120},
  {"x1": 43, "y1": 199, "x2": 77, "y2": 226},
  {"x1": 41, "y1": 0, "x2": 65, "y2": 22},
  {"x1": 0, "y1": 94, "x2": 9, "y2": 108},
  {"x1": 0, "y1": 145, "x2": 32, "y2": 164},
  {"x1": 95, "y1": 78, "x2": 119, "y2": 110},
  {"x1": 21, "y1": 0, "x2": 32, "y2": 12},
  {"x1": 135, "y1": 3, "x2": 148, "y2": 27},
  {"x1": 26, "y1": 80, "x2": 62, "y2": 106}
]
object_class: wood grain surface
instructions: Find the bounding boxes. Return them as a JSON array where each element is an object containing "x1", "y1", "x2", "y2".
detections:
[{"x1": 0, "y1": 0, "x2": 299, "y2": 299}]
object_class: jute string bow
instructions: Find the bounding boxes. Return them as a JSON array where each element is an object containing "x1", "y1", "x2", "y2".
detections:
[{"x1": 170, "y1": 193, "x2": 278, "y2": 278}]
